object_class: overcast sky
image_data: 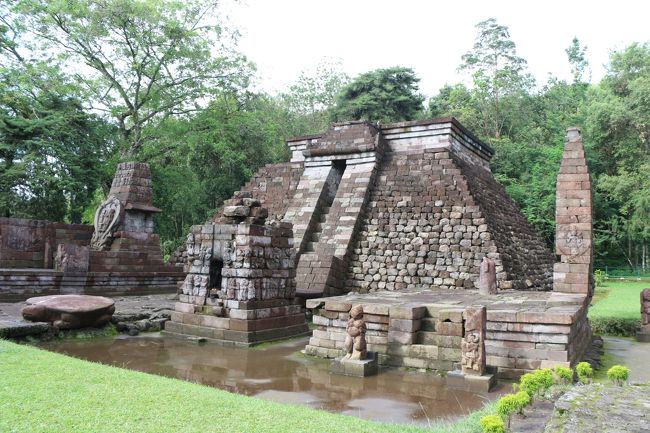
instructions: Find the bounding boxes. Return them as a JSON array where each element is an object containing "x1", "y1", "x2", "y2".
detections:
[{"x1": 223, "y1": 0, "x2": 650, "y2": 98}]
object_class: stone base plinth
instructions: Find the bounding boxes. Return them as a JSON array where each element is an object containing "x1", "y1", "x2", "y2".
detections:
[
  {"x1": 306, "y1": 288, "x2": 591, "y2": 379},
  {"x1": 164, "y1": 298, "x2": 310, "y2": 347},
  {"x1": 330, "y1": 352, "x2": 378, "y2": 377},
  {"x1": 636, "y1": 332, "x2": 650, "y2": 343},
  {"x1": 446, "y1": 370, "x2": 497, "y2": 393}
]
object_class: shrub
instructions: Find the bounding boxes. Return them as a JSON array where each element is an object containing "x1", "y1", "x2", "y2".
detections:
[
  {"x1": 594, "y1": 269, "x2": 606, "y2": 287},
  {"x1": 497, "y1": 391, "x2": 531, "y2": 418},
  {"x1": 553, "y1": 365, "x2": 574, "y2": 384},
  {"x1": 479, "y1": 414, "x2": 506, "y2": 433},
  {"x1": 576, "y1": 362, "x2": 594, "y2": 384},
  {"x1": 590, "y1": 317, "x2": 639, "y2": 337},
  {"x1": 607, "y1": 365, "x2": 630, "y2": 386},
  {"x1": 520, "y1": 368, "x2": 554, "y2": 397}
]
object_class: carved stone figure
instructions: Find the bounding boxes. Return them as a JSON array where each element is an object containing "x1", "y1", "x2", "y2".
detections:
[
  {"x1": 186, "y1": 232, "x2": 196, "y2": 259},
  {"x1": 637, "y1": 289, "x2": 650, "y2": 342},
  {"x1": 461, "y1": 305, "x2": 486, "y2": 376},
  {"x1": 344, "y1": 305, "x2": 367, "y2": 360},
  {"x1": 479, "y1": 257, "x2": 497, "y2": 295},
  {"x1": 90, "y1": 196, "x2": 122, "y2": 250},
  {"x1": 54, "y1": 244, "x2": 89, "y2": 273}
]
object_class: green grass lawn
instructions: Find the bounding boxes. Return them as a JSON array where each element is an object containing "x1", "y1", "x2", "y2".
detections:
[
  {"x1": 589, "y1": 280, "x2": 648, "y2": 320},
  {"x1": 0, "y1": 339, "x2": 494, "y2": 433},
  {"x1": 589, "y1": 279, "x2": 648, "y2": 336}
]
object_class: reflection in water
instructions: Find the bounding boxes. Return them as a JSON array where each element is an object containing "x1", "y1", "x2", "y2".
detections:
[{"x1": 38, "y1": 334, "x2": 505, "y2": 426}]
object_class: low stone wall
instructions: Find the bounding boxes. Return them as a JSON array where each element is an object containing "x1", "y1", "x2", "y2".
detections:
[
  {"x1": 0, "y1": 270, "x2": 179, "y2": 301},
  {"x1": 305, "y1": 290, "x2": 590, "y2": 379},
  {"x1": 0, "y1": 269, "x2": 183, "y2": 302},
  {"x1": 0, "y1": 218, "x2": 93, "y2": 269}
]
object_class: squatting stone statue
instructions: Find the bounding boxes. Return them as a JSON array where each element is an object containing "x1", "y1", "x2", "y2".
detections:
[{"x1": 344, "y1": 305, "x2": 367, "y2": 360}]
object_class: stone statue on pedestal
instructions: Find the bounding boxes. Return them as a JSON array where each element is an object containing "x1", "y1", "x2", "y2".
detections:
[{"x1": 344, "y1": 305, "x2": 367, "y2": 360}]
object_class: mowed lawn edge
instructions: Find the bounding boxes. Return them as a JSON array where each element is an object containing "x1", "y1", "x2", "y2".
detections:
[
  {"x1": 590, "y1": 280, "x2": 648, "y2": 320},
  {"x1": 0, "y1": 339, "x2": 491, "y2": 433}
]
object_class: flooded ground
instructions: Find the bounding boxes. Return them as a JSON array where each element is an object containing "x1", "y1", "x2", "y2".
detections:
[{"x1": 38, "y1": 334, "x2": 507, "y2": 426}]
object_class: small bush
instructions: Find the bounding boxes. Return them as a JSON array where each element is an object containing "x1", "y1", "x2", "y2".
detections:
[
  {"x1": 520, "y1": 368, "x2": 554, "y2": 397},
  {"x1": 590, "y1": 317, "x2": 639, "y2": 337},
  {"x1": 554, "y1": 365, "x2": 574, "y2": 384},
  {"x1": 607, "y1": 365, "x2": 630, "y2": 386},
  {"x1": 594, "y1": 269, "x2": 606, "y2": 287},
  {"x1": 576, "y1": 362, "x2": 594, "y2": 384},
  {"x1": 479, "y1": 414, "x2": 506, "y2": 433},
  {"x1": 496, "y1": 391, "x2": 531, "y2": 418}
]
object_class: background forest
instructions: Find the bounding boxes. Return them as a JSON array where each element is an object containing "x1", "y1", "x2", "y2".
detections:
[{"x1": 1, "y1": 1, "x2": 649, "y2": 273}]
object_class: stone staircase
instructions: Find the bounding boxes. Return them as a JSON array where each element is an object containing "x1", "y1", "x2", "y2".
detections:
[{"x1": 304, "y1": 206, "x2": 330, "y2": 253}]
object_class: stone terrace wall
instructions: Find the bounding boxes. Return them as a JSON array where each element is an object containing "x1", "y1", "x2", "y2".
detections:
[
  {"x1": 0, "y1": 218, "x2": 93, "y2": 269},
  {"x1": 346, "y1": 150, "x2": 502, "y2": 292},
  {"x1": 455, "y1": 157, "x2": 555, "y2": 290},
  {"x1": 212, "y1": 162, "x2": 304, "y2": 222}
]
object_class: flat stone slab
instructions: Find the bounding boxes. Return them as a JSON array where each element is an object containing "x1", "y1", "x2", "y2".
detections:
[
  {"x1": 545, "y1": 383, "x2": 650, "y2": 433},
  {"x1": 446, "y1": 370, "x2": 496, "y2": 393},
  {"x1": 330, "y1": 352, "x2": 378, "y2": 377},
  {"x1": 0, "y1": 319, "x2": 49, "y2": 338},
  {"x1": 307, "y1": 289, "x2": 587, "y2": 321},
  {"x1": 22, "y1": 295, "x2": 115, "y2": 329}
]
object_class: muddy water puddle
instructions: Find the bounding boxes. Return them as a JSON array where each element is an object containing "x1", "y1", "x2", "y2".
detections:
[{"x1": 38, "y1": 334, "x2": 506, "y2": 426}]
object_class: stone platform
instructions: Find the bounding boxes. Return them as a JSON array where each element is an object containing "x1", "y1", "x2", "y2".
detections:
[
  {"x1": 164, "y1": 298, "x2": 310, "y2": 347},
  {"x1": 306, "y1": 289, "x2": 590, "y2": 379}
]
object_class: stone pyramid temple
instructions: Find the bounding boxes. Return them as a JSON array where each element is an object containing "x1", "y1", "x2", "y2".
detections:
[{"x1": 217, "y1": 118, "x2": 555, "y2": 298}]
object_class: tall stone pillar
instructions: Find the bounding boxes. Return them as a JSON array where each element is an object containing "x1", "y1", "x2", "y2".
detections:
[{"x1": 553, "y1": 128, "x2": 593, "y2": 297}]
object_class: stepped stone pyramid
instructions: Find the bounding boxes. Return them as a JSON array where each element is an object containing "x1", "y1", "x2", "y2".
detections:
[{"x1": 214, "y1": 118, "x2": 555, "y2": 299}]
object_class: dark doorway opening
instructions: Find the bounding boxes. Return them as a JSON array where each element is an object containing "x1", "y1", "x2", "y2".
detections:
[{"x1": 209, "y1": 259, "x2": 223, "y2": 290}]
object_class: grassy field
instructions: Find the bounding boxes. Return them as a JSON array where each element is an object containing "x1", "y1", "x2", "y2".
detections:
[
  {"x1": 589, "y1": 280, "x2": 648, "y2": 320},
  {"x1": 0, "y1": 339, "x2": 494, "y2": 433}
]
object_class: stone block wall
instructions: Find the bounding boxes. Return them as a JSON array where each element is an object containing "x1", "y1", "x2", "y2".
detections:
[
  {"x1": 346, "y1": 150, "x2": 499, "y2": 293},
  {"x1": 305, "y1": 290, "x2": 591, "y2": 379},
  {"x1": 205, "y1": 118, "x2": 555, "y2": 297},
  {"x1": 0, "y1": 162, "x2": 185, "y2": 301},
  {"x1": 456, "y1": 156, "x2": 555, "y2": 290},
  {"x1": 0, "y1": 218, "x2": 93, "y2": 269},
  {"x1": 167, "y1": 198, "x2": 308, "y2": 345}
]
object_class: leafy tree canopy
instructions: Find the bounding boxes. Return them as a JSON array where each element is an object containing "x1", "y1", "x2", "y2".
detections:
[
  {"x1": 11, "y1": 0, "x2": 253, "y2": 157},
  {"x1": 330, "y1": 66, "x2": 424, "y2": 124}
]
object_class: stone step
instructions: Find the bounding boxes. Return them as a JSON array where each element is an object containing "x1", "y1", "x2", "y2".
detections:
[{"x1": 304, "y1": 242, "x2": 315, "y2": 253}]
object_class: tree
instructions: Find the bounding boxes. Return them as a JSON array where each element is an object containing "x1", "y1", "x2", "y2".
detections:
[
  {"x1": 330, "y1": 66, "x2": 424, "y2": 123},
  {"x1": 142, "y1": 91, "x2": 290, "y2": 245},
  {"x1": 566, "y1": 37, "x2": 590, "y2": 84},
  {"x1": 281, "y1": 59, "x2": 349, "y2": 135},
  {"x1": 0, "y1": 4, "x2": 111, "y2": 222},
  {"x1": 586, "y1": 42, "x2": 650, "y2": 270},
  {"x1": 13, "y1": 0, "x2": 252, "y2": 157},
  {"x1": 459, "y1": 18, "x2": 533, "y2": 139}
]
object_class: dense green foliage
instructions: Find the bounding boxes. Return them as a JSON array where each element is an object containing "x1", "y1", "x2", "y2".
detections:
[
  {"x1": 431, "y1": 21, "x2": 650, "y2": 270},
  {"x1": 0, "y1": 338, "x2": 497, "y2": 433},
  {"x1": 331, "y1": 66, "x2": 425, "y2": 123}
]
